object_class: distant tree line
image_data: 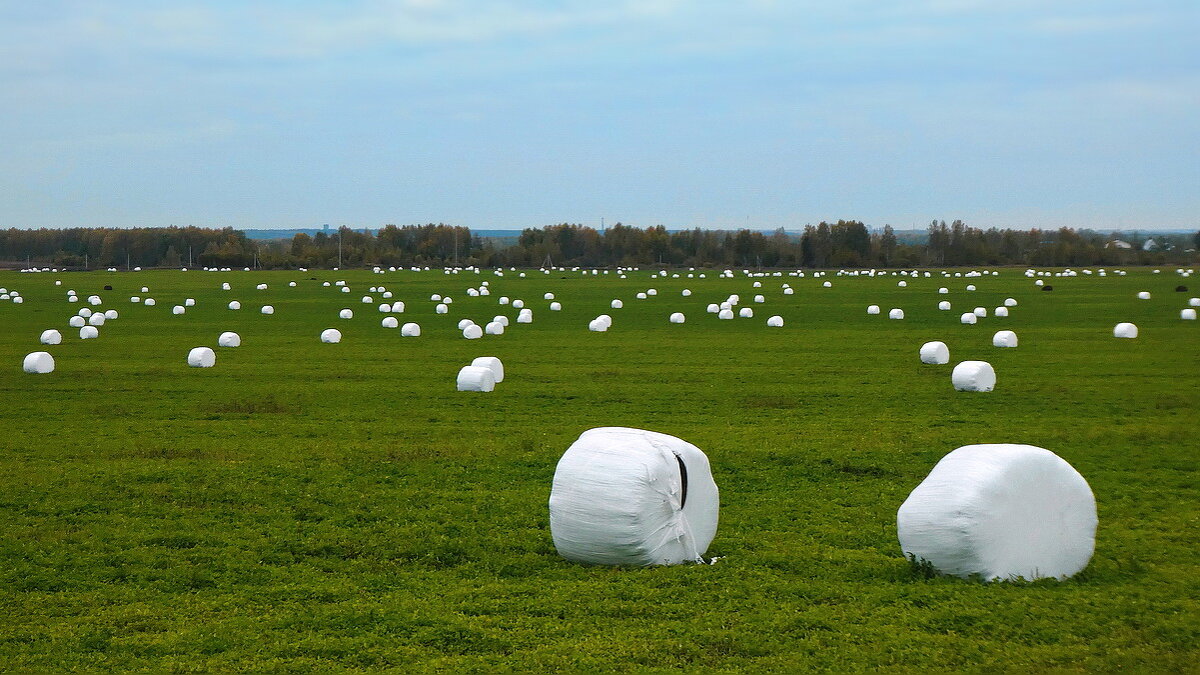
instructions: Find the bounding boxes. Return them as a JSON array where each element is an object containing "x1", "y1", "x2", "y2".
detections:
[{"x1": 2, "y1": 222, "x2": 1196, "y2": 270}]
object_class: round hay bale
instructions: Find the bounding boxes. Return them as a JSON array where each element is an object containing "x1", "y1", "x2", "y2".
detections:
[
  {"x1": 822, "y1": 281, "x2": 832, "y2": 288},
  {"x1": 867, "y1": 305, "x2": 880, "y2": 315},
  {"x1": 222, "y1": 282, "x2": 231, "y2": 290},
  {"x1": 549, "y1": 302, "x2": 562, "y2": 311},
  {"x1": 994, "y1": 306, "x2": 1009, "y2": 317},
  {"x1": 499, "y1": 296, "x2": 510, "y2": 305},
  {"x1": 960, "y1": 312, "x2": 977, "y2": 325},
  {"x1": 952, "y1": 361, "x2": 995, "y2": 391},
  {"x1": 187, "y1": 347, "x2": 216, "y2": 368},
  {"x1": 549, "y1": 427, "x2": 719, "y2": 566},
  {"x1": 517, "y1": 309, "x2": 533, "y2": 323},
  {"x1": 382, "y1": 316, "x2": 399, "y2": 328},
  {"x1": 129, "y1": 296, "x2": 140, "y2": 303},
  {"x1": 23, "y1": 351, "x2": 55, "y2": 374},
  {"x1": 544, "y1": 292, "x2": 555, "y2": 300},
  {"x1": 783, "y1": 287, "x2": 794, "y2": 295},
  {"x1": 69, "y1": 316, "x2": 85, "y2": 328},
  {"x1": 706, "y1": 303, "x2": 719, "y2": 313},
  {"x1": 992, "y1": 330, "x2": 1018, "y2": 348},
  {"x1": 754, "y1": 294, "x2": 765, "y2": 303},
  {"x1": 1113, "y1": 322, "x2": 1138, "y2": 338},
  {"x1": 493, "y1": 315, "x2": 510, "y2": 327},
  {"x1": 1137, "y1": 291, "x2": 1151, "y2": 300},
  {"x1": 457, "y1": 318, "x2": 475, "y2": 330},
  {"x1": 888, "y1": 308, "x2": 904, "y2": 320},
  {"x1": 938, "y1": 301, "x2": 951, "y2": 310},
  {"x1": 920, "y1": 341, "x2": 949, "y2": 365},
  {"x1": 463, "y1": 324, "x2": 484, "y2": 339},
  {"x1": 471, "y1": 356, "x2": 504, "y2": 382},
  {"x1": 1004, "y1": 298, "x2": 1018, "y2": 307},
  {"x1": 682, "y1": 289, "x2": 692, "y2": 297},
  {"x1": 40, "y1": 329, "x2": 62, "y2": 345},
  {"x1": 738, "y1": 307, "x2": 754, "y2": 318},
  {"x1": 78, "y1": 308, "x2": 93, "y2": 318},
  {"x1": 228, "y1": 301, "x2": 241, "y2": 310},
  {"x1": 378, "y1": 303, "x2": 391, "y2": 313},
  {"x1": 435, "y1": 303, "x2": 448, "y2": 314},
  {"x1": 647, "y1": 289, "x2": 657, "y2": 296},
  {"x1": 401, "y1": 322, "x2": 421, "y2": 337},
  {"x1": 897, "y1": 444, "x2": 1096, "y2": 581},
  {"x1": 718, "y1": 308, "x2": 734, "y2": 320},
  {"x1": 144, "y1": 298, "x2": 156, "y2": 306},
  {"x1": 636, "y1": 292, "x2": 647, "y2": 300},
  {"x1": 588, "y1": 318, "x2": 608, "y2": 332},
  {"x1": 339, "y1": 309, "x2": 353, "y2": 319},
  {"x1": 513, "y1": 299, "x2": 525, "y2": 309},
  {"x1": 1035, "y1": 279, "x2": 1044, "y2": 286},
  {"x1": 320, "y1": 328, "x2": 342, "y2": 343},
  {"x1": 766, "y1": 315, "x2": 784, "y2": 327},
  {"x1": 669, "y1": 312, "x2": 686, "y2": 324},
  {"x1": 1182, "y1": 309, "x2": 1197, "y2": 320},
  {"x1": 938, "y1": 287, "x2": 949, "y2": 294},
  {"x1": 456, "y1": 365, "x2": 495, "y2": 391},
  {"x1": 104, "y1": 310, "x2": 118, "y2": 319},
  {"x1": 898, "y1": 281, "x2": 907, "y2": 287},
  {"x1": 89, "y1": 314, "x2": 106, "y2": 326},
  {"x1": 1190, "y1": 297, "x2": 1200, "y2": 307},
  {"x1": 218, "y1": 332, "x2": 241, "y2": 347},
  {"x1": 172, "y1": 306, "x2": 186, "y2": 315},
  {"x1": 79, "y1": 326, "x2": 99, "y2": 339},
  {"x1": 391, "y1": 301, "x2": 405, "y2": 313},
  {"x1": 973, "y1": 307, "x2": 987, "y2": 317},
  {"x1": 485, "y1": 320, "x2": 505, "y2": 335}
]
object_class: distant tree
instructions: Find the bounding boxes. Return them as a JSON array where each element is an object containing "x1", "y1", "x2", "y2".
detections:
[{"x1": 880, "y1": 224, "x2": 897, "y2": 265}]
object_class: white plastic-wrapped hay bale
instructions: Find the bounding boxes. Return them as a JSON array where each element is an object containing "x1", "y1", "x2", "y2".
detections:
[
  {"x1": 888, "y1": 308, "x2": 904, "y2": 320},
  {"x1": 218, "y1": 331, "x2": 241, "y2": 347},
  {"x1": 339, "y1": 309, "x2": 353, "y2": 319},
  {"x1": 456, "y1": 365, "x2": 495, "y2": 391},
  {"x1": 378, "y1": 302, "x2": 392, "y2": 313},
  {"x1": 897, "y1": 444, "x2": 1096, "y2": 581},
  {"x1": 361, "y1": 295, "x2": 373, "y2": 304},
  {"x1": 512, "y1": 299, "x2": 525, "y2": 309},
  {"x1": 938, "y1": 301, "x2": 952, "y2": 311},
  {"x1": 952, "y1": 361, "x2": 995, "y2": 391},
  {"x1": 549, "y1": 427, "x2": 719, "y2": 566},
  {"x1": 69, "y1": 316, "x2": 85, "y2": 328},
  {"x1": 498, "y1": 296, "x2": 510, "y2": 305},
  {"x1": 867, "y1": 305, "x2": 881, "y2": 315},
  {"x1": 320, "y1": 328, "x2": 342, "y2": 343},
  {"x1": 485, "y1": 320, "x2": 505, "y2": 335},
  {"x1": 992, "y1": 330, "x2": 1018, "y2": 348},
  {"x1": 1113, "y1": 322, "x2": 1138, "y2": 338},
  {"x1": 1004, "y1": 298, "x2": 1018, "y2": 307},
  {"x1": 172, "y1": 305, "x2": 186, "y2": 315},
  {"x1": 636, "y1": 292, "x2": 647, "y2": 300},
  {"x1": 493, "y1": 315, "x2": 510, "y2": 327},
  {"x1": 1191, "y1": 297, "x2": 1200, "y2": 307},
  {"x1": 80, "y1": 326, "x2": 99, "y2": 339},
  {"x1": 387, "y1": 300, "x2": 405, "y2": 313},
  {"x1": 973, "y1": 307, "x2": 987, "y2": 317},
  {"x1": 938, "y1": 287, "x2": 949, "y2": 294},
  {"x1": 766, "y1": 315, "x2": 784, "y2": 327},
  {"x1": 960, "y1": 312, "x2": 977, "y2": 325},
  {"x1": 382, "y1": 316, "x2": 399, "y2": 328},
  {"x1": 1035, "y1": 279, "x2": 1044, "y2": 286},
  {"x1": 88, "y1": 295, "x2": 102, "y2": 305},
  {"x1": 1183, "y1": 309, "x2": 1197, "y2": 320},
  {"x1": 588, "y1": 318, "x2": 609, "y2": 332},
  {"x1": 463, "y1": 324, "x2": 483, "y2": 339},
  {"x1": 144, "y1": 298, "x2": 156, "y2": 306},
  {"x1": 23, "y1": 351, "x2": 55, "y2": 374},
  {"x1": 718, "y1": 308, "x2": 734, "y2": 320},
  {"x1": 994, "y1": 306, "x2": 1009, "y2": 317},
  {"x1": 706, "y1": 303, "x2": 719, "y2": 314},
  {"x1": 1137, "y1": 291, "x2": 1151, "y2": 300},
  {"x1": 754, "y1": 294, "x2": 765, "y2": 303},
  {"x1": 184, "y1": 298, "x2": 196, "y2": 307},
  {"x1": 89, "y1": 313, "x2": 106, "y2": 326},
  {"x1": 222, "y1": 282, "x2": 232, "y2": 290},
  {"x1": 187, "y1": 347, "x2": 216, "y2": 368},
  {"x1": 920, "y1": 341, "x2": 950, "y2": 365},
  {"x1": 517, "y1": 308, "x2": 533, "y2": 323},
  {"x1": 435, "y1": 303, "x2": 448, "y2": 314},
  {"x1": 647, "y1": 288, "x2": 657, "y2": 296},
  {"x1": 738, "y1": 307, "x2": 754, "y2": 318},
  {"x1": 401, "y1": 322, "x2": 421, "y2": 337},
  {"x1": 543, "y1": 292, "x2": 555, "y2": 300},
  {"x1": 822, "y1": 281, "x2": 832, "y2": 288},
  {"x1": 457, "y1": 318, "x2": 475, "y2": 330},
  {"x1": 669, "y1": 312, "x2": 686, "y2": 324},
  {"x1": 129, "y1": 296, "x2": 140, "y2": 303},
  {"x1": 682, "y1": 289, "x2": 692, "y2": 297},
  {"x1": 471, "y1": 356, "x2": 504, "y2": 382},
  {"x1": 228, "y1": 301, "x2": 241, "y2": 310},
  {"x1": 40, "y1": 329, "x2": 63, "y2": 345},
  {"x1": 104, "y1": 309, "x2": 118, "y2": 320}
]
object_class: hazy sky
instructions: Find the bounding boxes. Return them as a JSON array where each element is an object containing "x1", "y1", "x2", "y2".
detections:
[{"x1": 2, "y1": 1, "x2": 1196, "y2": 231}]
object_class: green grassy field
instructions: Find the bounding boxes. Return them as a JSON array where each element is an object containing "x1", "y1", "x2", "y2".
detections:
[{"x1": 1, "y1": 266, "x2": 1197, "y2": 671}]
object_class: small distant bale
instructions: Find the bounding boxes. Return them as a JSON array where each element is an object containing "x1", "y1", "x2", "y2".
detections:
[
  {"x1": 401, "y1": 322, "x2": 421, "y2": 337},
  {"x1": 738, "y1": 307, "x2": 754, "y2": 318},
  {"x1": 457, "y1": 318, "x2": 475, "y2": 330},
  {"x1": 382, "y1": 317, "x2": 399, "y2": 328},
  {"x1": 40, "y1": 329, "x2": 62, "y2": 345},
  {"x1": 938, "y1": 301, "x2": 951, "y2": 310},
  {"x1": 79, "y1": 326, "x2": 99, "y2": 339},
  {"x1": 973, "y1": 307, "x2": 987, "y2": 317},
  {"x1": 436, "y1": 303, "x2": 448, "y2": 314},
  {"x1": 218, "y1": 332, "x2": 241, "y2": 347},
  {"x1": 766, "y1": 315, "x2": 784, "y2": 327},
  {"x1": 960, "y1": 312, "x2": 977, "y2": 325},
  {"x1": 952, "y1": 360, "x2": 995, "y2": 391},
  {"x1": 228, "y1": 301, "x2": 241, "y2": 310},
  {"x1": 888, "y1": 308, "x2": 904, "y2": 320},
  {"x1": 992, "y1": 330, "x2": 1018, "y2": 348},
  {"x1": 669, "y1": 312, "x2": 686, "y2": 324},
  {"x1": 517, "y1": 309, "x2": 533, "y2": 323},
  {"x1": 456, "y1": 365, "x2": 495, "y2": 392},
  {"x1": 187, "y1": 347, "x2": 216, "y2": 368},
  {"x1": 144, "y1": 298, "x2": 156, "y2": 306},
  {"x1": 994, "y1": 307, "x2": 1009, "y2": 317},
  {"x1": 1113, "y1": 322, "x2": 1138, "y2": 338},
  {"x1": 172, "y1": 306, "x2": 186, "y2": 315},
  {"x1": 339, "y1": 309, "x2": 353, "y2": 319},
  {"x1": 1137, "y1": 291, "x2": 1151, "y2": 300},
  {"x1": 485, "y1": 320, "x2": 505, "y2": 334},
  {"x1": 463, "y1": 324, "x2": 484, "y2": 339},
  {"x1": 1181, "y1": 309, "x2": 1196, "y2": 320},
  {"x1": 69, "y1": 316, "x2": 86, "y2": 328},
  {"x1": 938, "y1": 287, "x2": 949, "y2": 294},
  {"x1": 867, "y1": 305, "x2": 881, "y2": 315},
  {"x1": 920, "y1": 341, "x2": 949, "y2": 365},
  {"x1": 718, "y1": 308, "x2": 734, "y2": 320},
  {"x1": 1004, "y1": 298, "x2": 1018, "y2": 307},
  {"x1": 320, "y1": 328, "x2": 342, "y2": 343}
]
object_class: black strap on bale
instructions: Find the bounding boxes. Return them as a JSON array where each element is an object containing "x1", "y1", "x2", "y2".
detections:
[{"x1": 674, "y1": 453, "x2": 689, "y2": 509}]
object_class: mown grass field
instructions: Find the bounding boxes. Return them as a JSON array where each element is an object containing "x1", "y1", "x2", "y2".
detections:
[{"x1": 0, "y1": 265, "x2": 1197, "y2": 671}]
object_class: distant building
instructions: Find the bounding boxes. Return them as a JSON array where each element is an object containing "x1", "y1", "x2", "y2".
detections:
[
  {"x1": 1142, "y1": 238, "x2": 1159, "y2": 251},
  {"x1": 1107, "y1": 239, "x2": 1133, "y2": 250}
]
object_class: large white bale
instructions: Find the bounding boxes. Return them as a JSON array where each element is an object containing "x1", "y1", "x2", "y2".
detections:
[
  {"x1": 867, "y1": 305, "x2": 880, "y2": 315},
  {"x1": 1004, "y1": 298, "x2": 1018, "y2": 307},
  {"x1": 938, "y1": 287, "x2": 949, "y2": 294},
  {"x1": 436, "y1": 303, "x2": 448, "y2": 314},
  {"x1": 669, "y1": 312, "x2": 686, "y2": 324},
  {"x1": 471, "y1": 356, "x2": 504, "y2": 382},
  {"x1": 320, "y1": 328, "x2": 342, "y2": 343},
  {"x1": 766, "y1": 315, "x2": 784, "y2": 327},
  {"x1": 888, "y1": 308, "x2": 904, "y2": 320},
  {"x1": 897, "y1": 444, "x2": 1096, "y2": 581},
  {"x1": 636, "y1": 292, "x2": 647, "y2": 300},
  {"x1": 493, "y1": 315, "x2": 510, "y2": 327},
  {"x1": 994, "y1": 306, "x2": 1009, "y2": 317},
  {"x1": 361, "y1": 295, "x2": 373, "y2": 304},
  {"x1": 339, "y1": 309, "x2": 353, "y2": 319},
  {"x1": 920, "y1": 341, "x2": 950, "y2": 365},
  {"x1": 738, "y1": 307, "x2": 754, "y2": 318},
  {"x1": 222, "y1": 282, "x2": 231, "y2": 290},
  {"x1": 80, "y1": 326, "x2": 98, "y2": 339},
  {"x1": 463, "y1": 324, "x2": 483, "y2": 339},
  {"x1": 88, "y1": 295, "x2": 102, "y2": 305},
  {"x1": 23, "y1": 351, "x2": 55, "y2": 374},
  {"x1": 992, "y1": 330, "x2": 1018, "y2": 348},
  {"x1": 549, "y1": 427, "x2": 719, "y2": 566},
  {"x1": 401, "y1": 322, "x2": 421, "y2": 337},
  {"x1": 378, "y1": 302, "x2": 392, "y2": 313},
  {"x1": 1113, "y1": 322, "x2": 1138, "y2": 338},
  {"x1": 952, "y1": 360, "x2": 995, "y2": 391},
  {"x1": 185, "y1": 298, "x2": 196, "y2": 306},
  {"x1": 69, "y1": 316, "x2": 85, "y2": 328},
  {"x1": 754, "y1": 294, "x2": 765, "y2": 303},
  {"x1": 89, "y1": 313, "x2": 106, "y2": 326},
  {"x1": 543, "y1": 292, "x2": 555, "y2": 300},
  {"x1": 456, "y1": 365, "x2": 495, "y2": 392},
  {"x1": 938, "y1": 301, "x2": 952, "y2": 311},
  {"x1": 1183, "y1": 309, "x2": 1197, "y2": 320},
  {"x1": 499, "y1": 296, "x2": 510, "y2": 305},
  {"x1": 382, "y1": 316, "x2": 399, "y2": 328},
  {"x1": 1137, "y1": 291, "x2": 1151, "y2": 300},
  {"x1": 228, "y1": 301, "x2": 241, "y2": 310},
  {"x1": 960, "y1": 312, "x2": 977, "y2": 325},
  {"x1": 718, "y1": 308, "x2": 734, "y2": 320},
  {"x1": 40, "y1": 329, "x2": 63, "y2": 345},
  {"x1": 517, "y1": 308, "x2": 533, "y2": 323},
  {"x1": 144, "y1": 298, "x2": 156, "y2": 306},
  {"x1": 218, "y1": 331, "x2": 241, "y2": 347},
  {"x1": 187, "y1": 347, "x2": 216, "y2": 368},
  {"x1": 485, "y1": 320, "x2": 505, "y2": 335},
  {"x1": 512, "y1": 299, "x2": 525, "y2": 309},
  {"x1": 822, "y1": 281, "x2": 832, "y2": 288}
]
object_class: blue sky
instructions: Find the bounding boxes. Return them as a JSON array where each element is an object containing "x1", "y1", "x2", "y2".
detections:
[{"x1": 1, "y1": 1, "x2": 1196, "y2": 230}]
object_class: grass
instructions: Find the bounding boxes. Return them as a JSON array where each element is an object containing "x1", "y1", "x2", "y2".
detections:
[{"x1": 0, "y1": 266, "x2": 1197, "y2": 671}]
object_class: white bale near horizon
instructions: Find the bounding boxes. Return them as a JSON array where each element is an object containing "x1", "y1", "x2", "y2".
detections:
[
  {"x1": 822, "y1": 281, "x2": 832, "y2": 288},
  {"x1": 517, "y1": 308, "x2": 533, "y2": 323},
  {"x1": 1137, "y1": 291, "x2": 1151, "y2": 300},
  {"x1": 766, "y1": 315, "x2": 784, "y2": 327},
  {"x1": 1189, "y1": 297, "x2": 1200, "y2": 307},
  {"x1": 218, "y1": 332, "x2": 241, "y2": 347},
  {"x1": 69, "y1": 316, "x2": 86, "y2": 328},
  {"x1": 471, "y1": 356, "x2": 504, "y2": 382},
  {"x1": 754, "y1": 295, "x2": 765, "y2": 303},
  {"x1": 783, "y1": 287, "x2": 794, "y2": 295},
  {"x1": 1036, "y1": 279, "x2": 1044, "y2": 286},
  {"x1": 889, "y1": 308, "x2": 904, "y2": 320},
  {"x1": 456, "y1": 365, "x2": 495, "y2": 392},
  {"x1": 682, "y1": 289, "x2": 692, "y2": 297},
  {"x1": 952, "y1": 361, "x2": 996, "y2": 392},
  {"x1": 463, "y1": 324, "x2": 483, "y2": 339},
  {"x1": 920, "y1": 341, "x2": 950, "y2": 365},
  {"x1": 172, "y1": 305, "x2": 187, "y2": 315},
  {"x1": 897, "y1": 444, "x2": 1096, "y2": 581},
  {"x1": 549, "y1": 427, "x2": 720, "y2": 566},
  {"x1": 718, "y1": 308, "x2": 735, "y2": 320},
  {"x1": 222, "y1": 282, "x2": 231, "y2": 290},
  {"x1": 1113, "y1": 322, "x2": 1138, "y2": 338},
  {"x1": 994, "y1": 306, "x2": 1009, "y2": 317},
  {"x1": 41, "y1": 329, "x2": 63, "y2": 345},
  {"x1": 401, "y1": 322, "x2": 421, "y2": 337},
  {"x1": 228, "y1": 301, "x2": 241, "y2": 310},
  {"x1": 867, "y1": 305, "x2": 881, "y2": 315},
  {"x1": 938, "y1": 301, "x2": 952, "y2": 310},
  {"x1": 382, "y1": 316, "x2": 399, "y2": 328},
  {"x1": 187, "y1": 347, "x2": 216, "y2": 368},
  {"x1": 669, "y1": 312, "x2": 686, "y2": 324},
  {"x1": 993, "y1": 330, "x2": 1018, "y2": 348},
  {"x1": 1181, "y1": 309, "x2": 1196, "y2": 320},
  {"x1": 960, "y1": 312, "x2": 977, "y2": 325},
  {"x1": 23, "y1": 352, "x2": 55, "y2": 374},
  {"x1": 938, "y1": 287, "x2": 949, "y2": 294},
  {"x1": 80, "y1": 326, "x2": 99, "y2": 339},
  {"x1": 320, "y1": 328, "x2": 342, "y2": 343},
  {"x1": 436, "y1": 303, "x2": 448, "y2": 314},
  {"x1": 549, "y1": 302, "x2": 562, "y2": 311},
  {"x1": 144, "y1": 298, "x2": 156, "y2": 306}
]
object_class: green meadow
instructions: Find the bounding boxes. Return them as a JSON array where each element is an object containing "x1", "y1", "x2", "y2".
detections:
[{"x1": 0, "y1": 266, "x2": 1197, "y2": 671}]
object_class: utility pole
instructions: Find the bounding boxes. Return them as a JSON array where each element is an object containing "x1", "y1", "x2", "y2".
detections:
[
  {"x1": 453, "y1": 229, "x2": 459, "y2": 266},
  {"x1": 84, "y1": 253, "x2": 88, "y2": 270},
  {"x1": 337, "y1": 227, "x2": 343, "y2": 268},
  {"x1": 188, "y1": 245, "x2": 193, "y2": 267}
]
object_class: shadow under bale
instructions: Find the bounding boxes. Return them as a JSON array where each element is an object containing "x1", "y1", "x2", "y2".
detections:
[
  {"x1": 1042, "y1": 285, "x2": 1054, "y2": 291},
  {"x1": 1177, "y1": 285, "x2": 1188, "y2": 292},
  {"x1": 103, "y1": 285, "x2": 112, "y2": 290}
]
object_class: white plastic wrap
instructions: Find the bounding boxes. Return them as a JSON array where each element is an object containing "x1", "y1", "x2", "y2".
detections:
[
  {"x1": 79, "y1": 326, "x2": 99, "y2": 339},
  {"x1": 471, "y1": 356, "x2": 504, "y2": 383},
  {"x1": 920, "y1": 341, "x2": 949, "y2": 365},
  {"x1": 339, "y1": 309, "x2": 353, "y2": 319},
  {"x1": 320, "y1": 328, "x2": 342, "y2": 343},
  {"x1": 766, "y1": 315, "x2": 784, "y2": 327},
  {"x1": 992, "y1": 330, "x2": 1018, "y2": 348},
  {"x1": 938, "y1": 301, "x2": 951, "y2": 311},
  {"x1": 218, "y1": 332, "x2": 241, "y2": 347},
  {"x1": 888, "y1": 308, "x2": 904, "y2": 320},
  {"x1": 549, "y1": 427, "x2": 719, "y2": 566},
  {"x1": 187, "y1": 347, "x2": 216, "y2": 368},
  {"x1": 960, "y1": 312, "x2": 977, "y2": 325},
  {"x1": 669, "y1": 312, "x2": 685, "y2": 324},
  {"x1": 401, "y1": 322, "x2": 421, "y2": 337},
  {"x1": 867, "y1": 305, "x2": 880, "y2": 315},
  {"x1": 1113, "y1": 322, "x2": 1138, "y2": 338},
  {"x1": 456, "y1": 365, "x2": 495, "y2": 392},
  {"x1": 382, "y1": 317, "x2": 399, "y2": 328},
  {"x1": 40, "y1": 329, "x2": 62, "y2": 345},
  {"x1": 952, "y1": 361, "x2": 995, "y2": 391},
  {"x1": 897, "y1": 444, "x2": 1096, "y2": 581},
  {"x1": 23, "y1": 351, "x2": 55, "y2": 374},
  {"x1": 228, "y1": 301, "x2": 241, "y2": 310},
  {"x1": 69, "y1": 316, "x2": 85, "y2": 328},
  {"x1": 463, "y1": 324, "x2": 483, "y2": 339}
]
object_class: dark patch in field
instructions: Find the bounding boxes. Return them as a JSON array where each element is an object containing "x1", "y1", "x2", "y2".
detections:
[
  {"x1": 819, "y1": 458, "x2": 897, "y2": 478},
  {"x1": 204, "y1": 396, "x2": 298, "y2": 414},
  {"x1": 742, "y1": 395, "x2": 799, "y2": 409}
]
